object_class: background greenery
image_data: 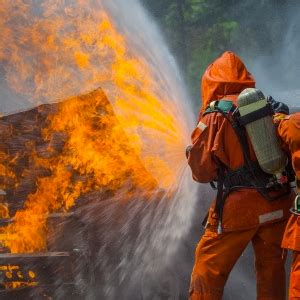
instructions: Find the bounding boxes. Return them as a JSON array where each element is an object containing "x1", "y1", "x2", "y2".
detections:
[{"x1": 141, "y1": 0, "x2": 299, "y2": 107}]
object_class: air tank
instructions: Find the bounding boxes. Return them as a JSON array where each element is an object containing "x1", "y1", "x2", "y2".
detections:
[{"x1": 237, "y1": 88, "x2": 287, "y2": 177}]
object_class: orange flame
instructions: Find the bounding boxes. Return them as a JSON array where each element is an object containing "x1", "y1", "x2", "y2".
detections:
[{"x1": 0, "y1": 1, "x2": 189, "y2": 254}]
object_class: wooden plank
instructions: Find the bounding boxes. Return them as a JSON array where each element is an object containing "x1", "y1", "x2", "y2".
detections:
[{"x1": 0, "y1": 252, "x2": 70, "y2": 258}]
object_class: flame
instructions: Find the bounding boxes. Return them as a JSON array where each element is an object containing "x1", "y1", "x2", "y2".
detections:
[
  {"x1": 0, "y1": 265, "x2": 37, "y2": 289},
  {"x1": 0, "y1": 0, "x2": 189, "y2": 255}
]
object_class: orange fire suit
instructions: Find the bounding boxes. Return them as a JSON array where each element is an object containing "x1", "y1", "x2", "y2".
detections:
[
  {"x1": 277, "y1": 113, "x2": 300, "y2": 299},
  {"x1": 188, "y1": 51, "x2": 293, "y2": 300}
]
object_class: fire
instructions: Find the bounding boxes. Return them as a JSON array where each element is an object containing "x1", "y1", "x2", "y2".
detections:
[
  {"x1": 0, "y1": 0, "x2": 189, "y2": 256},
  {"x1": 0, "y1": 89, "x2": 158, "y2": 253},
  {"x1": 0, "y1": 265, "x2": 37, "y2": 289}
]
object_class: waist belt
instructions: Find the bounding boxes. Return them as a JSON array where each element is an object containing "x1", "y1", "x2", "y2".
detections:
[
  {"x1": 223, "y1": 162, "x2": 291, "y2": 202},
  {"x1": 224, "y1": 163, "x2": 271, "y2": 189}
]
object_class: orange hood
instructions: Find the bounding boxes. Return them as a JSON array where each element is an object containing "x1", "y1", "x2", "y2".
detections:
[{"x1": 200, "y1": 51, "x2": 255, "y2": 114}]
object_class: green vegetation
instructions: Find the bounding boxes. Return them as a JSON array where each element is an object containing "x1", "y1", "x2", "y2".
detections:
[{"x1": 141, "y1": 0, "x2": 295, "y2": 106}]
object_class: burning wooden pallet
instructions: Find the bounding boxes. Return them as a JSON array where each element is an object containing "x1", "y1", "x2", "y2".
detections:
[{"x1": 0, "y1": 88, "x2": 157, "y2": 298}]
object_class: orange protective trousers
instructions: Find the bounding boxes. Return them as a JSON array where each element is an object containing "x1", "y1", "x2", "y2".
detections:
[
  {"x1": 290, "y1": 251, "x2": 300, "y2": 299},
  {"x1": 189, "y1": 220, "x2": 287, "y2": 300}
]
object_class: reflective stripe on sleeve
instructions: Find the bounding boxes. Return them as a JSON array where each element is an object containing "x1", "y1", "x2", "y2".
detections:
[{"x1": 197, "y1": 121, "x2": 207, "y2": 132}]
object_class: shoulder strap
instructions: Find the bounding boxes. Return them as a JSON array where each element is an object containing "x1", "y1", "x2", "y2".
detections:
[
  {"x1": 205, "y1": 100, "x2": 253, "y2": 168},
  {"x1": 203, "y1": 100, "x2": 236, "y2": 116},
  {"x1": 237, "y1": 102, "x2": 273, "y2": 126}
]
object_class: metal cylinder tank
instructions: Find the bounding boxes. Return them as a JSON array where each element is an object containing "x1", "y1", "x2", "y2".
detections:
[{"x1": 237, "y1": 88, "x2": 287, "y2": 176}]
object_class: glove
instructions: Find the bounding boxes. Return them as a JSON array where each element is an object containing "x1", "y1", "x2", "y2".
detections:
[
  {"x1": 186, "y1": 145, "x2": 192, "y2": 159},
  {"x1": 273, "y1": 113, "x2": 286, "y2": 124},
  {"x1": 267, "y1": 95, "x2": 290, "y2": 115}
]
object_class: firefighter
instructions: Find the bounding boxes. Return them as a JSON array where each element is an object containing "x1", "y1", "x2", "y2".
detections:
[
  {"x1": 275, "y1": 112, "x2": 300, "y2": 299},
  {"x1": 186, "y1": 51, "x2": 294, "y2": 300}
]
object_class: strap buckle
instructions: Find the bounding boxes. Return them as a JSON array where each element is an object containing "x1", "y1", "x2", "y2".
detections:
[
  {"x1": 292, "y1": 195, "x2": 300, "y2": 214},
  {"x1": 209, "y1": 100, "x2": 218, "y2": 110}
]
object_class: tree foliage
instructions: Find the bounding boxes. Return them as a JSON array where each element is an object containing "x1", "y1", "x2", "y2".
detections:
[{"x1": 142, "y1": 0, "x2": 298, "y2": 105}]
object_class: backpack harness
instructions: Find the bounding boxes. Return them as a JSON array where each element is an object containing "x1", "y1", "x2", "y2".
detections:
[{"x1": 202, "y1": 100, "x2": 294, "y2": 233}]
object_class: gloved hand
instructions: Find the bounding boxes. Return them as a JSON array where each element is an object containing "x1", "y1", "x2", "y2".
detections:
[
  {"x1": 186, "y1": 145, "x2": 192, "y2": 159},
  {"x1": 273, "y1": 113, "x2": 286, "y2": 125},
  {"x1": 267, "y1": 95, "x2": 290, "y2": 115}
]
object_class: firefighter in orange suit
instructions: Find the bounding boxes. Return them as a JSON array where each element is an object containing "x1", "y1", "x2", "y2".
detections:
[
  {"x1": 276, "y1": 112, "x2": 300, "y2": 299},
  {"x1": 186, "y1": 51, "x2": 294, "y2": 300}
]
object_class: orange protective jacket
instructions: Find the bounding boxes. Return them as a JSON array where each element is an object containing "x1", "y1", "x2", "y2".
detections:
[
  {"x1": 188, "y1": 51, "x2": 293, "y2": 231},
  {"x1": 278, "y1": 113, "x2": 300, "y2": 251}
]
